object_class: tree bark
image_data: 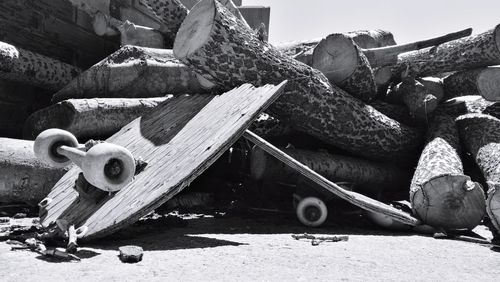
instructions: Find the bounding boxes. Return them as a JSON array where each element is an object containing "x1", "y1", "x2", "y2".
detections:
[
  {"x1": 410, "y1": 112, "x2": 485, "y2": 230},
  {"x1": 52, "y1": 46, "x2": 212, "y2": 103},
  {"x1": 443, "y1": 66, "x2": 500, "y2": 101},
  {"x1": 456, "y1": 113, "x2": 500, "y2": 235},
  {"x1": 173, "y1": 0, "x2": 423, "y2": 160},
  {"x1": 0, "y1": 138, "x2": 68, "y2": 206},
  {"x1": 418, "y1": 77, "x2": 444, "y2": 102},
  {"x1": 0, "y1": 41, "x2": 80, "y2": 91},
  {"x1": 312, "y1": 34, "x2": 377, "y2": 101},
  {"x1": 391, "y1": 25, "x2": 500, "y2": 79},
  {"x1": 441, "y1": 95, "x2": 500, "y2": 118},
  {"x1": 138, "y1": 0, "x2": 188, "y2": 41},
  {"x1": 363, "y1": 28, "x2": 472, "y2": 68},
  {"x1": 24, "y1": 97, "x2": 170, "y2": 140},
  {"x1": 250, "y1": 146, "x2": 411, "y2": 192},
  {"x1": 368, "y1": 100, "x2": 414, "y2": 126}
]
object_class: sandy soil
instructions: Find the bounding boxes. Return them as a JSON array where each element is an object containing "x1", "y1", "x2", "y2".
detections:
[{"x1": 1, "y1": 212, "x2": 499, "y2": 282}]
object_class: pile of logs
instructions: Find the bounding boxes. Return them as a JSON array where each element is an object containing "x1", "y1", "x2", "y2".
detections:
[{"x1": 2, "y1": 0, "x2": 500, "y2": 238}]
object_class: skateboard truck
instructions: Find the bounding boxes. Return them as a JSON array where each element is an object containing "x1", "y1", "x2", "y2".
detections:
[{"x1": 34, "y1": 129, "x2": 136, "y2": 192}]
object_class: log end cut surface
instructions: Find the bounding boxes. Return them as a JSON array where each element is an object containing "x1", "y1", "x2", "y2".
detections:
[
  {"x1": 411, "y1": 175, "x2": 485, "y2": 230},
  {"x1": 486, "y1": 183, "x2": 500, "y2": 235},
  {"x1": 173, "y1": 0, "x2": 215, "y2": 59},
  {"x1": 478, "y1": 67, "x2": 500, "y2": 101},
  {"x1": 312, "y1": 34, "x2": 357, "y2": 83}
]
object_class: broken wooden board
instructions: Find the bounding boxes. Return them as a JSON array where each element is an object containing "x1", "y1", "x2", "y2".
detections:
[{"x1": 39, "y1": 82, "x2": 286, "y2": 240}]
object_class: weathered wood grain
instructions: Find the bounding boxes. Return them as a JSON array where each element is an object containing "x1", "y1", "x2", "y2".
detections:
[{"x1": 39, "y1": 82, "x2": 286, "y2": 239}]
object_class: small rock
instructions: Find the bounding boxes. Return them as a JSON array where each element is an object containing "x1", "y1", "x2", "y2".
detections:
[{"x1": 119, "y1": 245, "x2": 143, "y2": 263}]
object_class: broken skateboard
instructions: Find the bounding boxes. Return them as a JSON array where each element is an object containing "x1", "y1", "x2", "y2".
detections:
[{"x1": 36, "y1": 82, "x2": 287, "y2": 240}]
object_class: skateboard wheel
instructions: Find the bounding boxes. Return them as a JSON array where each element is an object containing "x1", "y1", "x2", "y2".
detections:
[
  {"x1": 38, "y1": 197, "x2": 52, "y2": 208},
  {"x1": 296, "y1": 197, "x2": 328, "y2": 227},
  {"x1": 81, "y1": 143, "x2": 135, "y2": 192},
  {"x1": 34, "y1": 129, "x2": 78, "y2": 167},
  {"x1": 75, "y1": 226, "x2": 88, "y2": 238}
]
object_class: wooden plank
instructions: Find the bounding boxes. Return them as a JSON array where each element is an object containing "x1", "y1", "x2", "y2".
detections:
[
  {"x1": 40, "y1": 82, "x2": 286, "y2": 239},
  {"x1": 243, "y1": 130, "x2": 420, "y2": 226}
]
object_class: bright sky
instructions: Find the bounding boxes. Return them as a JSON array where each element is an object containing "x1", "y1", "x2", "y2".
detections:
[{"x1": 245, "y1": 0, "x2": 500, "y2": 45}]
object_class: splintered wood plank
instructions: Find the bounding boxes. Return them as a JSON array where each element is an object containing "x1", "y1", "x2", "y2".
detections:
[{"x1": 40, "y1": 82, "x2": 286, "y2": 239}]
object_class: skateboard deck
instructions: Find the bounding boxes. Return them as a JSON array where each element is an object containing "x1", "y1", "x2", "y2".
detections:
[{"x1": 39, "y1": 82, "x2": 286, "y2": 240}]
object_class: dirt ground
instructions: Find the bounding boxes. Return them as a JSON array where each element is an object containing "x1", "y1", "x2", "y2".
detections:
[{"x1": 1, "y1": 211, "x2": 499, "y2": 282}]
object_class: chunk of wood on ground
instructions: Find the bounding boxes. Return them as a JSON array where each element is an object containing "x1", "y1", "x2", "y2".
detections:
[
  {"x1": 456, "y1": 113, "x2": 500, "y2": 235},
  {"x1": 0, "y1": 42, "x2": 80, "y2": 91},
  {"x1": 250, "y1": 146, "x2": 412, "y2": 193},
  {"x1": 410, "y1": 112, "x2": 485, "y2": 230},
  {"x1": 174, "y1": 0, "x2": 422, "y2": 160},
  {"x1": 443, "y1": 66, "x2": 500, "y2": 101},
  {"x1": 0, "y1": 138, "x2": 68, "y2": 206},
  {"x1": 119, "y1": 245, "x2": 143, "y2": 263},
  {"x1": 52, "y1": 46, "x2": 212, "y2": 103},
  {"x1": 24, "y1": 97, "x2": 170, "y2": 140}
]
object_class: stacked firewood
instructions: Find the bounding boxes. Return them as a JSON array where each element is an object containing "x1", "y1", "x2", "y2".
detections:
[{"x1": 1, "y1": 0, "x2": 500, "y2": 237}]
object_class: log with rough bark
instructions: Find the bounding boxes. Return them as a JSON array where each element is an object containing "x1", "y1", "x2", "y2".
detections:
[
  {"x1": 250, "y1": 146, "x2": 411, "y2": 192},
  {"x1": 386, "y1": 74, "x2": 438, "y2": 122},
  {"x1": 174, "y1": 0, "x2": 422, "y2": 160},
  {"x1": 418, "y1": 77, "x2": 444, "y2": 102},
  {"x1": 52, "y1": 46, "x2": 213, "y2": 103},
  {"x1": 312, "y1": 34, "x2": 377, "y2": 101},
  {"x1": 410, "y1": 112, "x2": 485, "y2": 230},
  {"x1": 456, "y1": 113, "x2": 500, "y2": 235},
  {"x1": 391, "y1": 25, "x2": 500, "y2": 80},
  {"x1": 24, "y1": 97, "x2": 170, "y2": 140},
  {"x1": 442, "y1": 95, "x2": 500, "y2": 118},
  {"x1": 443, "y1": 66, "x2": 500, "y2": 101},
  {"x1": 368, "y1": 100, "x2": 414, "y2": 126},
  {"x1": 138, "y1": 0, "x2": 188, "y2": 41},
  {"x1": 346, "y1": 29, "x2": 396, "y2": 49},
  {"x1": 68, "y1": 0, "x2": 166, "y2": 48},
  {"x1": 362, "y1": 28, "x2": 472, "y2": 68},
  {"x1": 0, "y1": 42, "x2": 80, "y2": 91},
  {"x1": 0, "y1": 138, "x2": 68, "y2": 206}
]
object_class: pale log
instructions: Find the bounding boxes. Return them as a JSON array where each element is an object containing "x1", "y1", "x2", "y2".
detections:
[
  {"x1": 0, "y1": 42, "x2": 80, "y2": 91},
  {"x1": 363, "y1": 28, "x2": 472, "y2": 68},
  {"x1": 174, "y1": 0, "x2": 423, "y2": 160},
  {"x1": 456, "y1": 114, "x2": 500, "y2": 235},
  {"x1": 410, "y1": 112, "x2": 485, "y2": 230},
  {"x1": 0, "y1": 138, "x2": 68, "y2": 206},
  {"x1": 250, "y1": 146, "x2": 411, "y2": 192},
  {"x1": 346, "y1": 29, "x2": 396, "y2": 48},
  {"x1": 391, "y1": 25, "x2": 500, "y2": 79},
  {"x1": 443, "y1": 66, "x2": 500, "y2": 101},
  {"x1": 312, "y1": 34, "x2": 377, "y2": 101},
  {"x1": 24, "y1": 97, "x2": 170, "y2": 140},
  {"x1": 52, "y1": 46, "x2": 212, "y2": 103}
]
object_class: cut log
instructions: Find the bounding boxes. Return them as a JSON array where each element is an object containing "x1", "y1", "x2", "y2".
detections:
[
  {"x1": 174, "y1": 0, "x2": 422, "y2": 160},
  {"x1": 312, "y1": 34, "x2": 377, "y2": 101},
  {"x1": 0, "y1": 138, "x2": 68, "y2": 206},
  {"x1": 363, "y1": 28, "x2": 472, "y2": 68},
  {"x1": 410, "y1": 112, "x2": 485, "y2": 230},
  {"x1": 52, "y1": 46, "x2": 212, "y2": 103},
  {"x1": 456, "y1": 113, "x2": 500, "y2": 235},
  {"x1": 443, "y1": 66, "x2": 500, "y2": 101},
  {"x1": 137, "y1": 0, "x2": 188, "y2": 45},
  {"x1": 345, "y1": 29, "x2": 396, "y2": 49},
  {"x1": 386, "y1": 74, "x2": 438, "y2": 123},
  {"x1": 24, "y1": 97, "x2": 170, "y2": 140},
  {"x1": 250, "y1": 146, "x2": 411, "y2": 192},
  {"x1": 391, "y1": 25, "x2": 500, "y2": 79},
  {"x1": 0, "y1": 42, "x2": 80, "y2": 91},
  {"x1": 0, "y1": 101, "x2": 30, "y2": 138},
  {"x1": 442, "y1": 95, "x2": 500, "y2": 118}
]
